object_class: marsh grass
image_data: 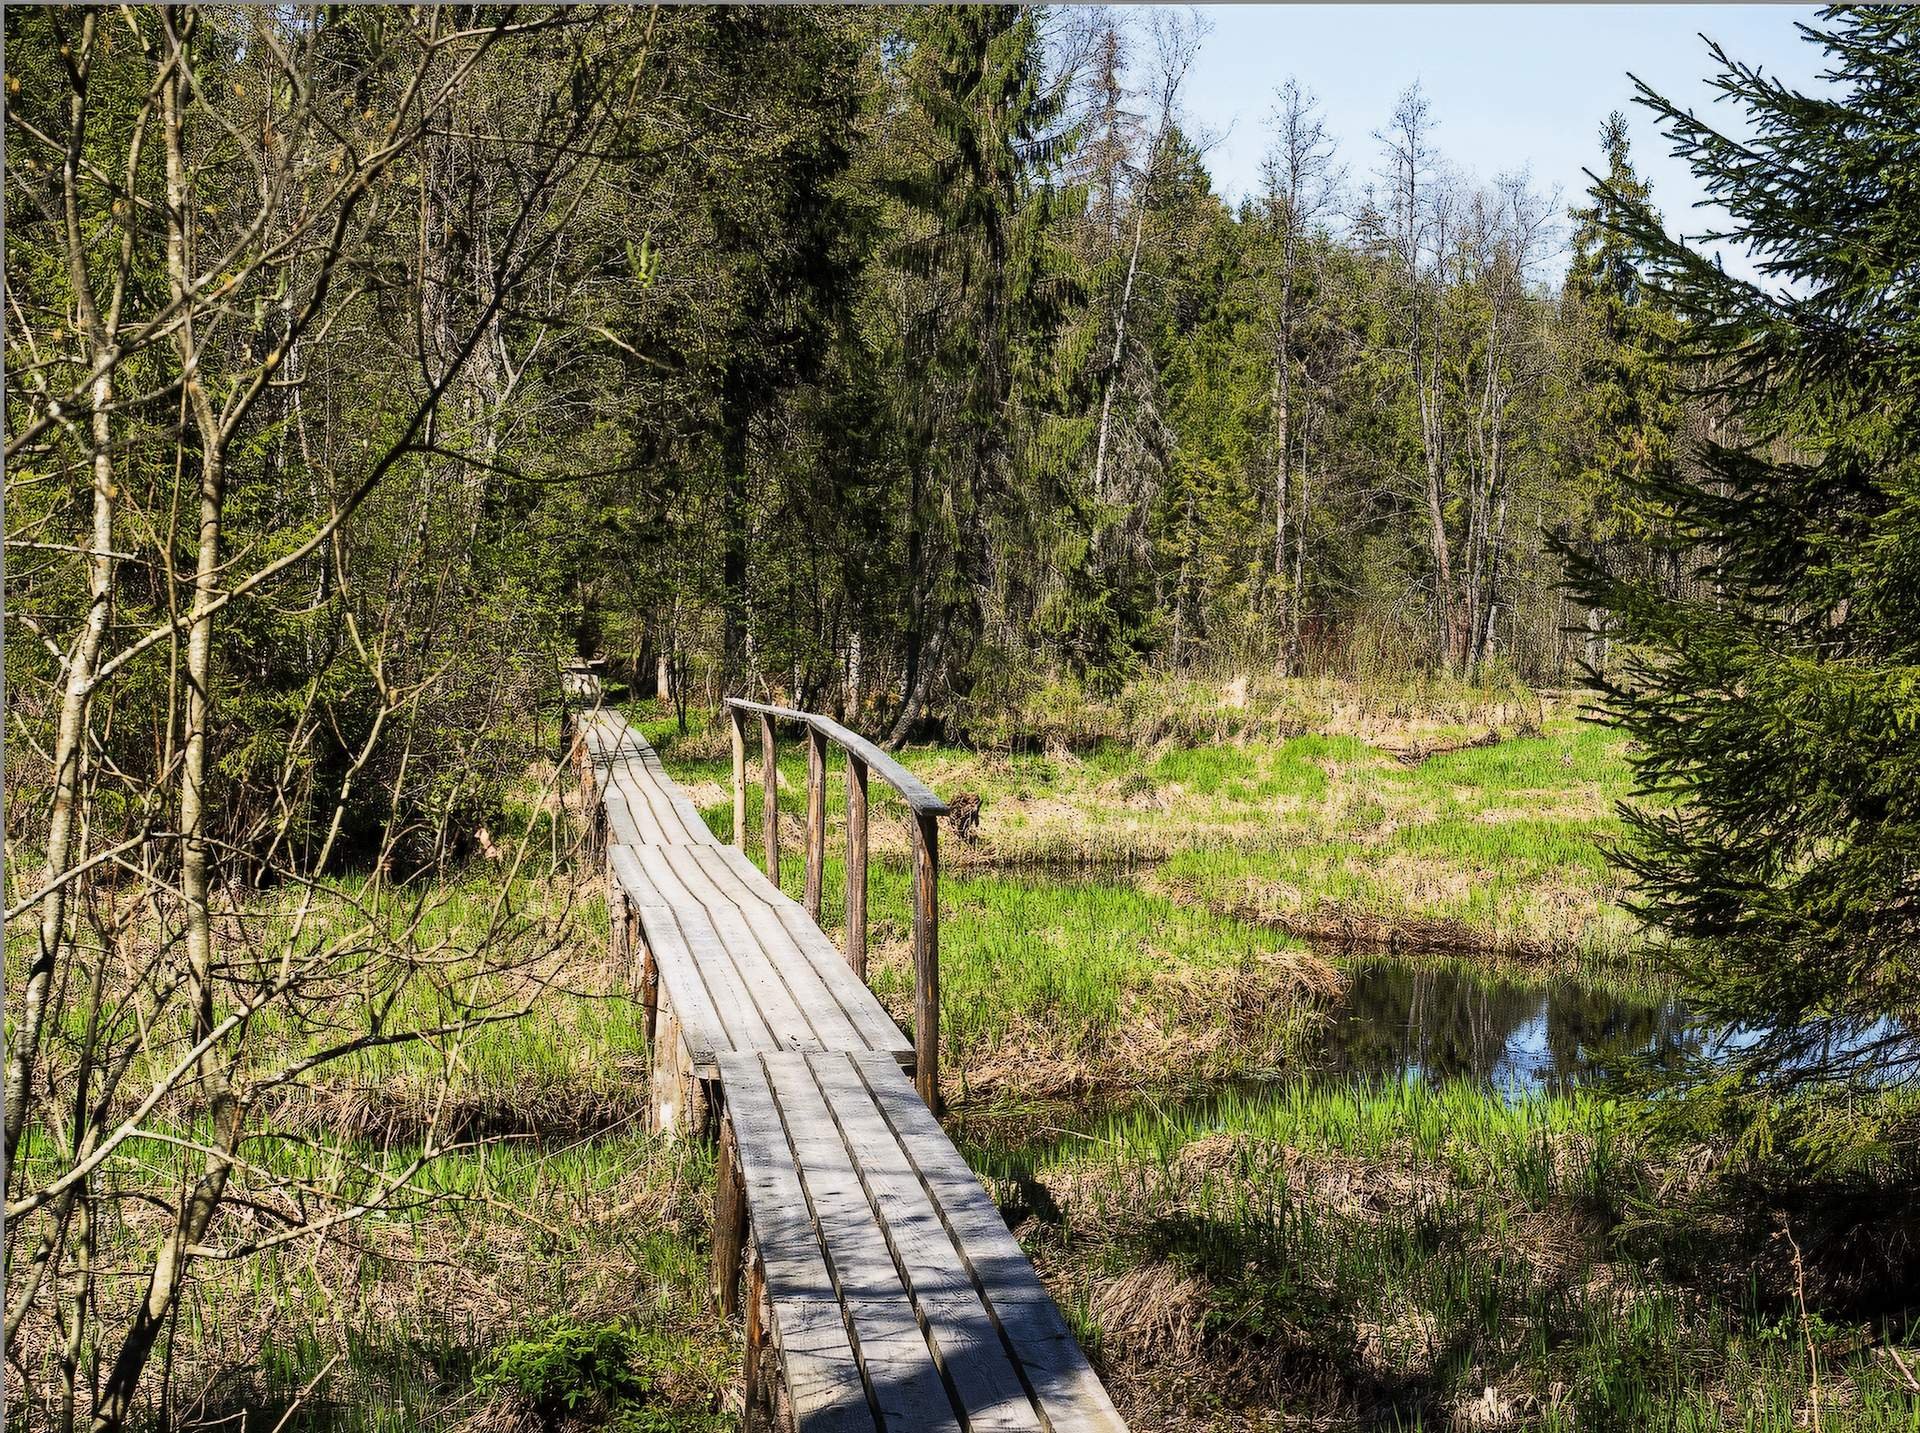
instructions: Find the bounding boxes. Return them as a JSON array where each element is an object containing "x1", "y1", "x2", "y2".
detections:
[
  {"x1": 6, "y1": 851, "x2": 734, "y2": 1433},
  {"x1": 637, "y1": 691, "x2": 1642, "y2": 967},
  {"x1": 168, "y1": 1126, "x2": 731, "y2": 1433},
  {"x1": 982, "y1": 1078, "x2": 1920, "y2": 1431},
  {"x1": 636, "y1": 691, "x2": 1645, "y2": 1108}
]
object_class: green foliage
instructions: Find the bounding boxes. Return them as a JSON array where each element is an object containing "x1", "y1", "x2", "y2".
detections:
[
  {"x1": 1561, "y1": 112, "x2": 1685, "y2": 547},
  {"x1": 1569, "y1": 9, "x2": 1920, "y2": 1143},
  {"x1": 476, "y1": 1320, "x2": 652, "y2": 1425}
]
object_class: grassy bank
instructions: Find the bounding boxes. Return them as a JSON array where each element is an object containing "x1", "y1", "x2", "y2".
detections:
[
  {"x1": 638, "y1": 682, "x2": 1639, "y2": 974},
  {"x1": 968, "y1": 1078, "x2": 1920, "y2": 1431},
  {"x1": 635, "y1": 683, "x2": 1640, "y2": 1105},
  {"x1": 633, "y1": 682, "x2": 1917, "y2": 1433}
]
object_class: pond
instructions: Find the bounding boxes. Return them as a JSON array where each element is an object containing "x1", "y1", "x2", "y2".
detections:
[
  {"x1": 954, "y1": 953, "x2": 1691, "y2": 1168},
  {"x1": 1318, "y1": 954, "x2": 1692, "y2": 1092}
]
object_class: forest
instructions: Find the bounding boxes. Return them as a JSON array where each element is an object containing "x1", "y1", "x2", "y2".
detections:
[{"x1": 4, "y1": 5, "x2": 1917, "y2": 1432}]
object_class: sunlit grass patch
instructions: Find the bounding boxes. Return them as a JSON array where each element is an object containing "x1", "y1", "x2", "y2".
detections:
[
  {"x1": 988, "y1": 1079, "x2": 1920, "y2": 1431},
  {"x1": 860, "y1": 866, "x2": 1337, "y2": 1100}
]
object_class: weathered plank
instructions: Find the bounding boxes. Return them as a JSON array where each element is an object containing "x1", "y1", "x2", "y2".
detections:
[
  {"x1": 659, "y1": 845, "x2": 870, "y2": 1054},
  {"x1": 843, "y1": 1054, "x2": 1128, "y2": 1433},
  {"x1": 718, "y1": 1054, "x2": 876, "y2": 1433},
  {"x1": 810, "y1": 1059, "x2": 1043, "y2": 1431},
  {"x1": 638, "y1": 844, "x2": 824, "y2": 1055},
  {"x1": 761, "y1": 1053, "x2": 963, "y2": 1433},
  {"x1": 702, "y1": 845, "x2": 911, "y2": 1064},
  {"x1": 608, "y1": 845, "x2": 760, "y2": 1073}
]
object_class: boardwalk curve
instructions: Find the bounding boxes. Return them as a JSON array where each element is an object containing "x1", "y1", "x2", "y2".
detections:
[{"x1": 568, "y1": 706, "x2": 1126, "y2": 1432}]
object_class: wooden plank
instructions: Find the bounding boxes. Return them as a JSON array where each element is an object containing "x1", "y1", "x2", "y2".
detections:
[
  {"x1": 666, "y1": 844, "x2": 871, "y2": 1052},
  {"x1": 762, "y1": 1053, "x2": 963, "y2": 1433},
  {"x1": 607, "y1": 846, "x2": 751, "y2": 1072},
  {"x1": 602, "y1": 742, "x2": 696, "y2": 845},
  {"x1": 843, "y1": 1055, "x2": 1128, "y2": 1433},
  {"x1": 602, "y1": 787, "x2": 652, "y2": 849},
  {"x1": 702, "y1": 846, "x2": 912, "y2": 1062},
  {"x1": 653, "y1": 844, "x2": 859, "y2": 1052},
  {"x1": 805, "y1": 1059, "x2": 1042, "y2": 1431},
  {"x1": 718, "y1": 1054, "x2": 877, "y2": 1433},
  {"x1": 621, "y1": 848, "x2": 782, "y2": 1062},
  {"x1": 639, "y1": 845, "x2": 822, "y2": 1054}
]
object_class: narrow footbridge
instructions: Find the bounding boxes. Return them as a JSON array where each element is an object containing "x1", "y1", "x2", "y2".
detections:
[{"x1": 568, "y1": 700, "x2": 1127, "y2": 1432}]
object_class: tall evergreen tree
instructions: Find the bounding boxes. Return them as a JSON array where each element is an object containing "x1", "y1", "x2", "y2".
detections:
[
  {"x1": 1570, "y1": 10, "x2": 1920, "y2": 1146},
  {"x1": 876, "y1": 4, "x2": 1077, "y2": 738},
  {"x1": 1561, "y1": 113, "x2": 1685, "y2": 670}
]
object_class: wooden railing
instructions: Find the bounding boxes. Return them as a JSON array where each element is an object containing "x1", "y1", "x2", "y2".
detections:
[{"x1": 724, "y1": 698, "x2": 947, "y2": 1107}]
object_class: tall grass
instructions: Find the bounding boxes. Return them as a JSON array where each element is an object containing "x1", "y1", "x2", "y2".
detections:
[{"x1": 978, "y1": 1078, "x2": 1920, "y2": 1431}]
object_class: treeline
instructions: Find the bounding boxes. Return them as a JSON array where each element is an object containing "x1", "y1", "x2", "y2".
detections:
[
  {"x1": 558, "y1": 8, "x2": 1695, "y2": 732},
  {"x1": 4, "y1": 5, "x2": 1685, "y2": 880}
]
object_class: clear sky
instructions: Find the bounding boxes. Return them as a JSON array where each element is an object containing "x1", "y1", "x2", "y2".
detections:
[{"x1": 1169, "y1": 4, "x2": 1831, "y2": 280}]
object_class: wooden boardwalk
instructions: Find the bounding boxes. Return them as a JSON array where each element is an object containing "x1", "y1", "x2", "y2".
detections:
[{"x1": 570, "y1": 706, "x2": 1126, "y2": 1432}]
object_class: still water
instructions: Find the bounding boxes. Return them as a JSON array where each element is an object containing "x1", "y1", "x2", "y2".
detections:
[
  {"x1": 1319, "y1": 955, "x2": 1692, "y2": 1093},
  {"x1": 956, "y1": 956, "x2": 1691, "y2": 1167}
]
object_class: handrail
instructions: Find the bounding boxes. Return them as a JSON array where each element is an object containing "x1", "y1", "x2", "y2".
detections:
[
  {"x1": 723, "y1": 698, "x2": 947, "y2": 815},
  {"x1": 722, "y1": 695, "x2": 944, "y2": 1109}
]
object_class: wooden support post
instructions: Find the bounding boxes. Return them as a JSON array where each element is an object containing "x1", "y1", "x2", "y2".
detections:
[
  {"x1": 729, "y1": 705, "x2": 748, "y2": 850},
  {"x1": 609, "y1": 888, "x2": 628, "y2": 967},
  {"x1": 845, "y1": 756, "x2": 868, "y2": 979},
  {"x1": 803, "y1": 725, "x2": 828, "y2": 921},
  {"x1": 634, "y1": 913, "x2": 658, "y2": 1044},
  {"x1": 912, "y1": 808, "x2": 940, "y2": 1111},
  {"x1": 742, "y1": 1256, "x2": 770, "y2": 1433},
  {"x1": 759, "y1": 713, "x2": 779, "y2": 883},
  {"x1": 650, "y1": 996, "x2": 683, "y2": 1135},
  {"x1": 712, "y1": 1118, "x2": 747, "y2": 1318}
]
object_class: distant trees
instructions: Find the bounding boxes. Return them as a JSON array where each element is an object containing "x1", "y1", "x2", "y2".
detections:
[
  {"x1": 1256, "y1": 79, "x2": 1339, "y2": 671},
  {"x1": 1559, "y1": 112, "x2": 1685, "y2": 673},
  {"x1": 1569, "y1": 9, "x2": 1920, "y2": 1142}
]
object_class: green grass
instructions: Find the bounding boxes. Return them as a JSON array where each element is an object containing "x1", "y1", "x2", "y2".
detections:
[
  {"x1": 639, "y1": 695, "x2": 1641, "y2": 961},
  {"x1": 181, "y1": 1127, "x2": 730, "y2": 1433},
  {"x1": 8, "y1": 843, "x2": 733, "y2": 1433},
  {"x1": 975, "y1": 1077, "x2": 1920, "y2": 1431}
]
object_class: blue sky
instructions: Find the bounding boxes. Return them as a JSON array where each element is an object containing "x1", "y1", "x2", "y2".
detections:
[{"x1": 1169, "y1": 4, "x2": 1831, "y2": 279}]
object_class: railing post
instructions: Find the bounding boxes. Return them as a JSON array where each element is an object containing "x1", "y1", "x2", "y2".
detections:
[
  {"x1": 911, "y1": 808, "x2": 940, "y2": 1112},
  {"x1": 759, "y1": 712, "x2": 779, "y2": 882},
  {"x1": 729, "y1": 704, "x2": 747, "y2": 850},
  {"x1": 844, "y1": 756, "x2": 868, "y2": 979},
  {"x1": 803, "y1": 725, "x2": 828, "y2": 920}
]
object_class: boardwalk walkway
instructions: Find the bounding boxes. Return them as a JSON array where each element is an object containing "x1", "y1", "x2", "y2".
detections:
[{"x1": 571, "y1": 708, "x2": 1126, "y2": 1432}]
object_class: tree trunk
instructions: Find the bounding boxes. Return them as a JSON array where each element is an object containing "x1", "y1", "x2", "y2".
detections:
[
  {"x1": 97, "y1": 33, "x2": 246, "y2": 1424},
  {"x1": 5, "y1": 14, "x2": 125, "y2": 1171},
  {"x1": 1091, "y1": 148, "x2": 1152, "y2": 503}
]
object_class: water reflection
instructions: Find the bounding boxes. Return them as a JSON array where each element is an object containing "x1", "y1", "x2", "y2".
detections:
[{"x1": 1316, "y1": 956, "x2": 1694, "y2": 1093}]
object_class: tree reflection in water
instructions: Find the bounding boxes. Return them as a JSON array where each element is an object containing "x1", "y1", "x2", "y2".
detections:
[{"x1": 1317, "y1": 956, "x2": 1696, "y2": 1093}]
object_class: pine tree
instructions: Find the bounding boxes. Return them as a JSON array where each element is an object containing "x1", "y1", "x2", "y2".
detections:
[
  {"x1": 878, "y1": 4, "x2": 1078, "y2": 736},
  {"x1": 1570, "y1": 10, "x2": 1920, "y2": 1148},
  {"x1": 1561, "y1": 114, "x2": 1686, "y2": 670}
]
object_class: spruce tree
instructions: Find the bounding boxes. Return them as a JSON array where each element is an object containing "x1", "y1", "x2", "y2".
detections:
[
  {"x1": 1570, "y1": 10, "x2": 1920, "y2": 1147},
  {"x1": 1563, "y1": 114, "x2": 1684, "y2": 565}
]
